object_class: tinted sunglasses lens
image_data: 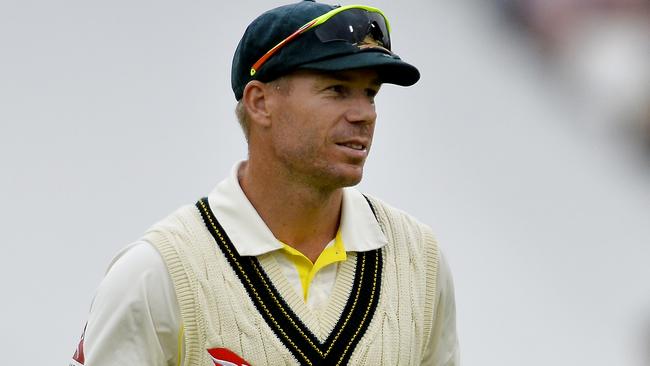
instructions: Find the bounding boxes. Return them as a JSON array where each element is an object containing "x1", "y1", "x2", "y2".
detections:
[
  {"x1": 366, "y1": 11, "x2": 390, "y2": 50},
  {"x1": 314, "y1": 9, "x2": 391, "y2": 50}
]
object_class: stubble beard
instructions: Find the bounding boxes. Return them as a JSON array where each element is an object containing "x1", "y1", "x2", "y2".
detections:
[
  {"x1": 278, "y1": 146, "x2": 366, "y2": 193},
  {"x1": 273, "y1": 110, "x2": 367, "y2": 193}
]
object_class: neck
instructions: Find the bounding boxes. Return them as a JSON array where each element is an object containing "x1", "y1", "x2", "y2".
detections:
[{"x1": 238, "y1": 159, "x2": 342, "y2": 262}]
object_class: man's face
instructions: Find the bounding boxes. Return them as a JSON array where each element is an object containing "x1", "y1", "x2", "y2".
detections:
[{"x1": 265, "y1": 68, "x2": 381, "y2": 190}]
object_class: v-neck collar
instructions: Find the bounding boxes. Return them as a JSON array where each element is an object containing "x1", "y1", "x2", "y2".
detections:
[{"x1": 196, "y1": 197, "x2": 384, "y2": 366}]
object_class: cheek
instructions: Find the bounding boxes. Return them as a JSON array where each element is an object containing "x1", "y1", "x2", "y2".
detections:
[
  {"x1": 271, "y1": 98, "x2": 341, "y2": 155},
  {"x1": 280, "y1": 110, "x2": 329, "y2": 142},
  {"x1": 271, "y1": 114, "x2": 319, "y2": 157}
]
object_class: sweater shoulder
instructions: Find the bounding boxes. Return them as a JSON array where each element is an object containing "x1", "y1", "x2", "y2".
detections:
[
  {"x1": 141, "y1": 203, "x2": 213, "y2": 251},
  {"x1": 140, "y1": 203, "x2": 217, "y2": 277},
  {"x1": 145, "y1": 204, "x2": 202, "y2": 237},
  {"x1": 364, "y1": 194, "x2": 435, "y2": 237},
  {"x1": 364, "y1": 194, "x2": 439, "y2": 264}
]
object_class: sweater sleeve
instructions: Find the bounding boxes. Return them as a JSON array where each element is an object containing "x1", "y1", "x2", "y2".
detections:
[
  {"x1": 73, "y1": 241, "x2": 182, "y2": 366},
  {"x1": 421, "y1": 252, "x2": 460, "y2": 365}
]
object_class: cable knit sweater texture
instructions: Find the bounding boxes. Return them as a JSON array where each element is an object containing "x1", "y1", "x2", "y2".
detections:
[{"x1": 144, "y1": 195, "x2": 439, "y2": 366}]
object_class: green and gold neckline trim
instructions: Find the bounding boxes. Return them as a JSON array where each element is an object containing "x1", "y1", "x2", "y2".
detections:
[{"x1": 196, "y1": 197, "x2": 383, "y2": 366}]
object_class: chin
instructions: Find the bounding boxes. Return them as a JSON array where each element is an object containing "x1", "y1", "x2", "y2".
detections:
[
  {"x1": 336, "y1": 176, "x2": 362, "y2": 188},
  {"x1": 304, "y1": 161, "x2": 365, "y2": 190},
  {"x1": 331, "y1": 165, "x2": 365, "y2": 188}
]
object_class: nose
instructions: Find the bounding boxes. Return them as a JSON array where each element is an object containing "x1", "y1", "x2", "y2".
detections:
[{"x1": 344, "y1": 94, "x2": 377, "y2": 125}]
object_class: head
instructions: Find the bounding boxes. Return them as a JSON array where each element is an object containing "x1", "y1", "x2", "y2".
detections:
[{"x1": 231, "y1": 0, "x2": 420, "y2": 189}]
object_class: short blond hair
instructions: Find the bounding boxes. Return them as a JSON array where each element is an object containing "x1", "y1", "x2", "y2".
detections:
[
  {"x1": 234, "y1": 77, "x2": 293, "y2": 142},
  {"x1": 235, "y1": 99, "x2": 250, "y2": 141}
]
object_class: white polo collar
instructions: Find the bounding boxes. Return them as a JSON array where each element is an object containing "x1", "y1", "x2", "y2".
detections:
[{"x1": 207, "y1": 162, "x2": 387, "y2": 257}]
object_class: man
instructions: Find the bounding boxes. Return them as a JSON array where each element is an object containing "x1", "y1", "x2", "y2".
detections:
[{"x1": 71, "y1": 1, "x2": 459, "y2": 365}]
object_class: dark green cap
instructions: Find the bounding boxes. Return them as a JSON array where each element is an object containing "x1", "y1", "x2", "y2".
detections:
[{"x1": 231, "y1": 0, "x2": 420, "y2": 100}]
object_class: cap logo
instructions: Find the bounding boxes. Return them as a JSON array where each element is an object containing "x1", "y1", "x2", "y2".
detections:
[{"x1": 356, "y1": 35, "x2": 390, "y2": 53}]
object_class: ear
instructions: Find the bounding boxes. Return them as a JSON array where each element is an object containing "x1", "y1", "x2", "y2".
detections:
[{"x1": 242, "y1": 80, "x2": 273, "y2": 128}]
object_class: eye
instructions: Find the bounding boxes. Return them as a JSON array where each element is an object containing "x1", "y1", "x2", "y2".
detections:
[
  {"x1": 327, "y1": 85, "x2": 346, "y2": 95},
  {"x1": 366, "y1": 88, "x2": 378, "y2": 103}
]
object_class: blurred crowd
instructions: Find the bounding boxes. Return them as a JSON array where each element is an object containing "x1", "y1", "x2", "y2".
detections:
[{"x1": 499, "y1": 0, "x2": 650, "y2": 152}]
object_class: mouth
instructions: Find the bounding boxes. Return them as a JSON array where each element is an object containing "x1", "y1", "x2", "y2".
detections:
[
  {"x1": 337, "y1": 142, "x2": 367, "y2": 151},
  {"x1": 335, "y1": 140, "x2": 370, "y2": 160}
]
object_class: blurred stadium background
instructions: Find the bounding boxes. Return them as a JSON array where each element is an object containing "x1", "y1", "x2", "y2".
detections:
[{"x1": 1, "y1": 0, "x2": 648, "y2": 364}]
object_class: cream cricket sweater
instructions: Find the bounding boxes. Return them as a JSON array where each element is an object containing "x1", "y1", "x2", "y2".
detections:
[{"x1": 144, "y1": 195, "x2": 439, "y2": 366}]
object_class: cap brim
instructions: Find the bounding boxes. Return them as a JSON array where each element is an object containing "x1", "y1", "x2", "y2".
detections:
[{"x1": 297, "y1": 51, "x2": 420, "y2": 86}]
